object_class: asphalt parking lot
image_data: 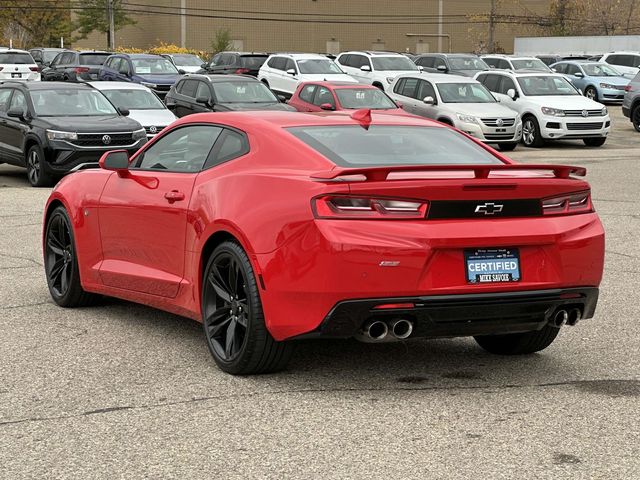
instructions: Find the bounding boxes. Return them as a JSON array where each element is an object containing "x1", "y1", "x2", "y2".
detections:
[{"x1": 0, "y1": 108, "x2": 638, "y2": 479}]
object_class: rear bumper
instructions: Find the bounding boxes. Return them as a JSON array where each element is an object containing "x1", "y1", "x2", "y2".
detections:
[{"x1": 298, "y1": 287, "x2": 599, "y2": 339}]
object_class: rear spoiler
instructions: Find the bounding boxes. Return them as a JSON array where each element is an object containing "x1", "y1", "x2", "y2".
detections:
[{"x1": 311, "y1": 164, "x2": 586, "y2": 182}]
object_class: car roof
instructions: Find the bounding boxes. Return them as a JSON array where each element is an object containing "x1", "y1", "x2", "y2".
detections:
[
  {"x1": 87, "y1": 81, "x2": 151, "y2": 91},
  {"x1": 186, "y1": 74, "x2": 258, "y2": 82},
  {"x1": 269, "y1": 53, "x2": 329, "y2": 59},
  {"x1": 298, "y1": 81, "x2": 380, "y2": 89},
  {"x1": 0, "y1": 49, "x2": 31, "y2": 54},
  {"x1": 340, "y1": 51, "x2": 405, "y2": 57},
  {"x1": 116, "y1": 53, "x2": 164, "y2": 59},
  {"x1": 0, "y1": 81, "x2": 93, "y2": 90},
  {"x1": 395, "y1": 73, "x2": 479, "y2": 83}
]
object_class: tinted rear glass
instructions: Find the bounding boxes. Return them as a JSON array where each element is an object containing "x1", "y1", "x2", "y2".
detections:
[
  {"x1": 79, "y1": 53, "x2": 110, "y2": 65},
  {"x1": 287, "y1": 125, "x2": 501, "y2": 167},
  {"x1": 335, "y1": 88, "x2": 397, "y2": 109},
  {"x1": 0, "y1": 53, "x2": 34, "y2": 64},
  {"x1": 240, "y1": 55, "x2": 268, "y2": 68}
]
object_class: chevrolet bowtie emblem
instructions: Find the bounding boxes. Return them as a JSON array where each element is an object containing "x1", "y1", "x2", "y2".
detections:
[{"x1": 474, "y1": 202, "x2": 504, "y2": 215}]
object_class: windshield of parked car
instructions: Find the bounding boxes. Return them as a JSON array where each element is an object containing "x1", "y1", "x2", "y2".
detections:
[
  {"x1": 213, "y1": 81, "x2": 278, "y2": 103},
  {"x1": 437, "y1": 82, "x2": 496, "y2": 103},
  {"x1": 511, "y1": 58, "x2": 550, "y2": 71},
  {"x1": 31, "y1": 89, "x2": 118, "y2": 116},
  {"x1": 582, "y1": 63, "x2": 622, "y2": 77},
  {"x1": 371, "y1": 56, "x2": 419, "y2": 71},
  {"x1": 131, "y1": 57, "x2": 178, "y2": 74},
  {"x1": 448, "y1": 56, "x2": 489, "y2": 70},
  {"x1": 171, "y1": 54, "x2": 203, "y2": 66},
  {"x1": 517, "y1": 75, "x2": 579, "y2": 96},
  {"x1": 297, "y1": 59, "x2": 344, "y2": 74},
  {"x1": 100, "y1": 88, "x2": 165, "y2": 110},
  {"x1": 0, "y1": 53, "x2": 34, "y2": 64},
  {"x1": 287, "y1": 126, "x2": 502, "y2": 166},
  {"x1": 79, "y1": 53, "x2": 110, "y2": 65},
  {"x1": 335, "y1": 88, "x2": 398, "y2": 109}
]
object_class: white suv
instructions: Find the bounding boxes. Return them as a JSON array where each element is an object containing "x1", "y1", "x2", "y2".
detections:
[
  {"x1": 482, "y1": 55, "x2": 551, "y2": 73},
  {"x1": 600, "y1": 52, "x2": 640, "y2": 78},
  {"x1": 336, "y1": 51, "x2": 420, "y2": 90},
  {"x1": 475, "y1": 70, "x2": 610, "y2": 147},
  {"x1": 258, "y1": 53, "x2": 356, "y2": 98},
  {"x1": 0, "y1": 49, "x2": 40, "y2": 82}
]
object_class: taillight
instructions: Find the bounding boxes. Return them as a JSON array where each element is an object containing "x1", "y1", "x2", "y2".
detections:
[
  {"x1": 313, "y1": 195, "x2": 428, "y2": 219},
  {"x1": 235, "y1": 68, "x2": 250, "y2": 74},
  {"x1": 75, "y1": 67, "x2": 90, "y2": 73},
  {"x1": 541, "y1": 191, "x2": 593, "y2": 216},
  {"x1": 30, "y1": 66, "x2": 39, "y2": 72}
]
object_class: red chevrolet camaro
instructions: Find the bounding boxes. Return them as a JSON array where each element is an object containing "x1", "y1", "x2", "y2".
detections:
[
  {"x1": 288, "y1": 81, "x2": 403, "y2": 113},
  {"x1": 43, "y1": 110, "x2": 604, "y2": 375}
]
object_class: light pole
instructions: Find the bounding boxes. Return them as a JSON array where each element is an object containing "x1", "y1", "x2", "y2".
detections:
[{"x1": 107, "y1": 0, "x2": 116, "y2": 50}]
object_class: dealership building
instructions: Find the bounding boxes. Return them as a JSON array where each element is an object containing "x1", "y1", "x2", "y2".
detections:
[{"x1": 78, "y1": 0, "x2": 551, "y2": 54}]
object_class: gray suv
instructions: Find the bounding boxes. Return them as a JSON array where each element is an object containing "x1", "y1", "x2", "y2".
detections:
[
  {"x1": 622, "y1": 71, "x2": 640, "y2": 131},
  {"x1": 414, "y1": 53, "x2": 489, "y2": 77}
]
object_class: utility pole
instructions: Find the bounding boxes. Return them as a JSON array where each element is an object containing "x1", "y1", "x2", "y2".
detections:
[
  {"x1": 488, "y1": 0, "x2": 497, "y2": 53},
  {"x1": 107, "y1": 0, "x2": 116, "y2": 50},
  {"x1": 437, "y1": 0, "x2": 443, "y2": 52}
]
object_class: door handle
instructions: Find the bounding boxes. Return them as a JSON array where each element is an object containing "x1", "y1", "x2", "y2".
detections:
[{"x1": 164, "y1": 190, "x2": 185, "y2": 203}]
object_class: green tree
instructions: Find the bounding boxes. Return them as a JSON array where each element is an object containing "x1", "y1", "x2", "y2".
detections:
[
  {"x1": 74, "y1": 0, "x2": 136, "y2": 47},
  {"x1": 210, "y1": 29, "x2": 233, "y2": 55},
  {"x1": 0, "y1": 0, "x2": 73, "y2": 48}
]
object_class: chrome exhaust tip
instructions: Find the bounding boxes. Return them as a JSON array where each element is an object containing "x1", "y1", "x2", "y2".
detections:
[
  {"x1": 553, "y1": 309, "x2": 568, "y2": 327},
  {"x1": 390, "y1": 319, "x2": 413, "y2": 340},
  {"x1": 567, "y1": 308, "x2": 582, "y2": 326},
  {"x1": 367, "y1": 320, "x2": 389, "y2": 340}
]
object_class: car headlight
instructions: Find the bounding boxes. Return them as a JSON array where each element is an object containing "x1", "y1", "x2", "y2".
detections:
[
  {"x1": 386, "y1": 77, "x2": 395, "y2": 84},
  {"x1": 46, "y1": 129, "x2": 77, "y2": 141},
  {"x1": 601, "y1": 106, "x2": 608, "y2": 115},
  {"x1": 599, "y1": 83, "x2": 615, "y2": 89},
  {"x1": 141, "y1": 82, "x2": 157, "y2": 89},
  {"x1": 132, "y1": 128, "x2": 146, "y2": 140},
  {"x1": 541, "y1": 107, "x2": 565, "y2": 116},
  {"x1": 456, "y1": 113, "x2": 478, "y2": 124}
]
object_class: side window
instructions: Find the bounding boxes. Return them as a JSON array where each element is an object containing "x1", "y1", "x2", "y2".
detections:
[
  {"x1": 0, "y1": 89, "x2": 13, "y2": 112},
  {"x1": 497, "y1": 76, "x2": 516, "y2": 94},
  {"x1": 175, "y1": 80, "x2": 185, "y2": 94},
  {"x1": 434, "y1": 57, "x2": 447, "y2": 69},
  {"x1": 204, "y1": 129, "x2": 250, "y2": 169},
  {"x1": 181, "y1": 79, "x2": 198, "y2": 98},
  {"x1": 393, "y1": 78, "x2": 406, "y2": 94},
  {"x1": 299, "y1": 84, "x2": 317, "y2": 102},
  {"x1": 339, "y1": 54, "x2": 351, "y2": 67},
  {"x1": 50, "y1": 53, "x2": 63, "y2": 67},
  {"x1": 31, "y1": 50, "x2": 42, "y2": 62},
  {"x1": 416, "y1": 56, "x2": 434, "y2": 68},
  {"x1": 284, "y1": 58, "x2": 296, "y2": 72},
  {"x1": 219, "y1": 53, "x2": 233, "y2": 66},
  {"x1": 209, "y1": 54, "x2": 222, "y2": 66},
  {"x1": 630, "y1": 55, "x2": 640, "y2": 67},
  {"x1": 499, "y1": 59, "x2": 511, "y2": 70},
  {"x1": 9, "y1": 90, "x2": 27, "y2": 112},
  {"x1": 271, "y1": 57, "x2": 286, "y2": 70},
  {"x1": 417, "y1": 80, "x2": 436, "y2": 100},
  {"x1": 196, "y1": 81, "x2": 211, "y2": 100},
  {"x1": 313, "y1": 86, "x2": 335, "y2": 107},
  {"x1": 553, "y1": 63, "x2": 567, "y2": 74},
  {"x1": 62, "y1": 52, "x2": 75, "y2": 65},
  {"x1": 135, "y1": 125, "x2": 223, "y2": 172},
  {"x1": 565, "y1": 64, "x2": 579, "y2": 75},
  {"x1": 117, "y1": 59, "x2": 130, "y2": 75},
  {"x1": 399, "y1": 77, "x2": 419, "y2": 98},
  {"x1": 484, "y1": 58, "x2": 498, "y2": 68}
]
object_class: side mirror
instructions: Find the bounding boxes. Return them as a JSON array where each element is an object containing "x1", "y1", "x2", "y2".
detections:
[
  {"x1": 99, "y1": 149, "x2": 130, "y2": 176},
  {"x1": 196, "y1": 96, "x2": 212, "y2": 107},
  {"x1": 117, "y1": 107, "x2": 130, "y2": 116},
  {"x1": 201, "y1": 63, "x2": 208, "y2": 69},
  {"x1": 286, "y1": 68, "x2": 296, "y2": 76},
  {"x1": 7, "y1": 108, "x2": 26, "y2": 120},
  {"x1": 178, "y1": 69, "x2": 186, "y2": 75},
  {"x1": 436, "y1": 65, "x2": 448, "y2": 72},
  {"x1": 418, "y1": 66, "x2": 424, "y2": 71},
  {"x1": 574, "y1": 72, "x2": 584, "y2": 78},
  {"x1": 507, "y1": 88, "x2": 517, "y2": 100},
  {"x1": 360, "y1": 65, "x2": 371, "y2": 72},
  {"x1": 423, "y1": 96, "x2": 435, "y2": 105},
  {"x1": 320, "y1": 103, "x2": 335, "y2": 111}
]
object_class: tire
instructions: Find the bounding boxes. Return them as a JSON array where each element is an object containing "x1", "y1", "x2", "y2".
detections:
[
  {"x1": 474, "y1": 324, "x2": 560, "y2": 355},
  {"x1": 44, "y1": 206, "x2": 97, "y2": 307},
  {"x1": 584, "y1": 86, "x2": 598, "y2": 102},
  {"x1": 26, "y1": 144, "x2": 55, "y2": 187},
  {"x1": 521, "y1": 116, "x2": 545, "y2": 148},
  {"x1": 497, "y1": 142, "x2": 518, "y2": 151},
  {"x1": 583, "y1": 137, "x2": 606, "y2": 147},
  {"x1": 202, "y1": 241, "x2": 293, "y2": 375},
  {"x1": 631, "y1": 105, "x2": 640, "y2": 132}
]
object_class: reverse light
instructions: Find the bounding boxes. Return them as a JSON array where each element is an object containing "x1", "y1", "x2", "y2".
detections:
[
  {"x1": 541, "y1": 107, "x2": 565, "y2": 117},
  {"x1": 46, "y1": 129, "x2": 77, "y2": 141},
  {"x1": 313, "y1": 195, "x2": 428, "y2": 219},
  {"x1": 541, "y1": 191, "x2": 593, "y2": 216}
]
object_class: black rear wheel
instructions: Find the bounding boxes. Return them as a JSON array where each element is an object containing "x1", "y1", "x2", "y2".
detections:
[
  {"x1": 632, "y1": 106, "x2": 640, "y2": 132},
  {"x1": 26, "y1": 144, "x2": 54, "y2": 188},
  {"x1": 474, "y1": 324, "x2": 560, "y2": 355},
  {"x1": 202, "y1": 241, "x2": 293, "y2": 375}
]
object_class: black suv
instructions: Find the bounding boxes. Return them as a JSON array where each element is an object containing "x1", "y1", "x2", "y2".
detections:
[
  {"x1": 165, "y1": 74, "x2": 294, "y2": 117},
  {"x1": 199, "y1": 52, "x2": 269, "y2": 77},
  {"x1": 413, "y1": 53, "x2": 490, "y2": 77},
  {"x1": 0, "y1": 82, "x2": 146, "y2": 187},
  {"x1": 41, "y1": 50, "x2": 111, "y2": 82}
]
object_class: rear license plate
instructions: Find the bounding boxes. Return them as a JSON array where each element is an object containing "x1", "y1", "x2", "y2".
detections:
[
  {"x1": 11, "y1": 73, "x2": 22, "y2": 78},
  {"x1": 465, "y1": 248, "x2": 521, "y2": 283}
]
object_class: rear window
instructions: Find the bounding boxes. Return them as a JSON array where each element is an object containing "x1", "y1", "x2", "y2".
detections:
[
  {"x1": 0, "y1": 53, "x2": 34, "y2": 64},
  {"x1": 287, "y1": 125, "x2": 501, "y2": 167},
  {"x1": 240, "y1": 55, "x2": 268, "y2": 69},
  {"x1": 79, "y1": 53, "x2": 110, "y2": 65}
]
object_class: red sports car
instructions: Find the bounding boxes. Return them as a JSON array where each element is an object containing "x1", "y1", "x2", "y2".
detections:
[
  {"x1": 43, "y1": 110, "x2": 604, "y2": 375},
  {"x1": 288, "y1": 81, "x2": 403, "y2": 112}
]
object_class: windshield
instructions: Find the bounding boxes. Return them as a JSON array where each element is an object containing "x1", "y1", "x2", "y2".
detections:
[
  {"x1": 131, "y1": 57, "x2": 178, "y2": 74},
  {"x1": 0, "y1": 53, "x2": 34, "y2": 64},
  {"x1": 79, "y1": 53, "x2": 110, "y2": 65},
  {"x1": 31, "y1": 89, "x2": 118, "y2": 116},
  {"x1": 517, "y1": 75, "x2": 579, "y2": 96},
  {"x1": 335, "y1": 88, "x2": 398, "y2": 109},
  {"x1": 213, "y1": 81, "x2": 277, "y2": 103},
  {"x1": 371, "y1": 56, "x2": 418, "y2": 71},
  {"x1": 297, "y1": 59, "x2": 344, "y2": 74},
  {"x1": 448, "y1": 56, "x2": 489, "y2": 71},
  {"x1": 171, "y1": 54, "x2": 203, "y2": 66},
  {"x1": 287, "y1": 126, "x2": 502, "y2": 167},
  {"x1": 582, "y1": 63, "x2": 621, "y2": 77},
  {"x1": 43, "y1": 50, "x2": 63, "y2": 63},
  {"x1": 437, "y1": 83, "x2": 496, "y2": 103},
  {"x1": 100, "y1": 88, "x2": 165, "y2": 110},
  {"x1": 511, "y1": 58, "x2": 550, "y2": 71}
]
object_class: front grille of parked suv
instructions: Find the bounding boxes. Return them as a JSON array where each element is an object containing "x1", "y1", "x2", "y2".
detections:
[
  {"x1": 481, "y1": 118, "x2": 516, "y2": 127},
  {"x1": 70, "y1": 133, "x2": 135, "y2": 147},
  {"x1": 563, "y1": 109, "x2": 604, "y2": 117}
]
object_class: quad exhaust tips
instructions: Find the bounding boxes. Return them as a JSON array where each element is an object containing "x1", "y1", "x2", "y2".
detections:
[
  {"x1": 553, "y1": 309, "x2": 568, "y2": 327},
  {"x1": 356, "y1": 319, "x2": 413, "y2": 343},
  {"x1": 552, "y1": 308, "x2": 582, "y2": 328}
]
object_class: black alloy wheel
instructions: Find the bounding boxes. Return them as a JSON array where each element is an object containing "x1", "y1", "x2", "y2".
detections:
[
  {"x1": 202, "y1": 241, "x2": 293, "y2": 375},
  {"x1": 26, "y1": 145, "x2": 54, "y2": 187},
  {"x1": 521, "y1": 116, "x2": 544, "y2": 148}
]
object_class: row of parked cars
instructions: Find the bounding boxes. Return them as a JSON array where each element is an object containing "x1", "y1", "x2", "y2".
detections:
[{"x1": 1, "y1": 45, "x2": 640, "y2": 188}]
